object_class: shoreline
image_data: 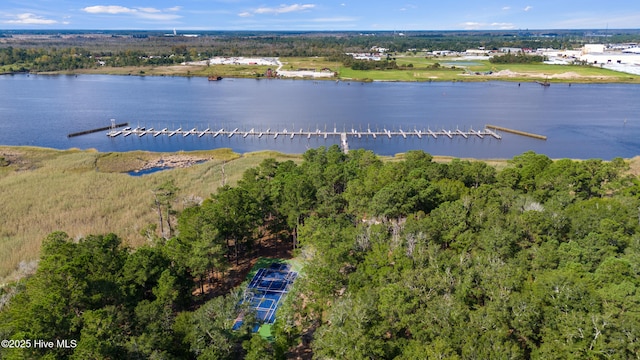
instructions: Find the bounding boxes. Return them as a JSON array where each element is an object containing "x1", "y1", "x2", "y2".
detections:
[
  {"x1": 7, "y1": 61, "x2": 639, "y2": 84},
  {"x1": 26, "y1": 71, "x2": 640, "y2": 85},
  {"x1": 1, "y1": 144, "x2": 633, "y2": 167}
]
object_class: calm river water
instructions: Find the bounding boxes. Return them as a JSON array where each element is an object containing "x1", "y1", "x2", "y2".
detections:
[{"x1": 1, "y1": 74, "x2": 639, "y2": 159}]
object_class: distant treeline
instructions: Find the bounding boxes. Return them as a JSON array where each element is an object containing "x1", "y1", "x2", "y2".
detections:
[
  {"x1": 489, "y1": 52, "x2": 547, "y2": 64},
  {"x1": 0, "y1": 46, "x2": 195, "y2": 72},
  {"x1": 1, "y1": 31, "x2": 638, "y2": 72}
]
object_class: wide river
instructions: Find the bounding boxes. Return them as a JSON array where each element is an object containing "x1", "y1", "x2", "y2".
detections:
[{"x1": 1, "y1": 74, "x2": 639, "y2": 159}]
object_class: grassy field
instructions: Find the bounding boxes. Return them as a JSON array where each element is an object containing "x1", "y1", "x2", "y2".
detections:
[
  {"x1": 0, "y1": 146, "x2": 302, "y2": 284},
  {"x1": 338, "y1": 55, "x2": 640, "y2": 83},
  {"x1": 47, "y1": 55, "x2": 640, "y2": 84},
  {"x1": 278, "y1": 57, "x2": 340, "y2": 72},
  {"x1": 338, "y1": 66, "x2": 463, "y2": 82}
]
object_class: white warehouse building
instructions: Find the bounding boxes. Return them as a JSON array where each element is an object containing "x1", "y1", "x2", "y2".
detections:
[
  {"x1": 579, "y1": 44, "x2": 640, "y2": 65},
  {"x1": 578, "y1": 44, "x2": 640, "y2": 75}
]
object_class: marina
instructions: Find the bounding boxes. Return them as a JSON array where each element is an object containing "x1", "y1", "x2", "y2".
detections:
[
  {"x1": 107, "y1": 125, "x2": 503, "y2": 153},
  {"x1": 2, "y1": 75, "x2": 639, "y2": 159},
  {"x1": 108, "y1": 126, "x2": 502, "y2": 140}
]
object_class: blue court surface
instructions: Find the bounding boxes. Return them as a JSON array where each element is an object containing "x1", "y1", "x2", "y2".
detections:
[{"x1": 233, "y1": 262, "x2": 298, "y2": 330}]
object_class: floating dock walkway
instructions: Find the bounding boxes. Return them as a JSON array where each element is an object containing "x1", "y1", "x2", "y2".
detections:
[
  {"x1": 108, "y1": 126, "x2": 502, "y2": 141},
  {"x1": 108, "y1": 126, "x2": 502, "y2": 154}
]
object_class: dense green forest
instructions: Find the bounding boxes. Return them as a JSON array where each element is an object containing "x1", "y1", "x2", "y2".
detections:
[{"x1": 1, "y1": 147, "x2": 640, "y2": 359}]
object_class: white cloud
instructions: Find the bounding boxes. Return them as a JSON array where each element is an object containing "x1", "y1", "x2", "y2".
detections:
[
  {"x1": 491, "y1": 22, "x2": 515, "y2": 29},
  {"x1": 252, "y1": 4, "x2": 315, "y2": 15},
  {"x1": 238, "y1": 11, "x2": 252, "y2": 17},
  {"x1": 137, "y1": 11, "x2": 181, "y2": 21},
  {"x1": 82, "y1": 5, "x2": 136, "y2": 14},
  {"x1": 138, "y1": 7, "x2": 161, "y2": 13},
  {"x1": 4, "y1": 13, "x2": 58, "y2": 25},
  {"x1": 462, "y1": 21, "x2": 515, "y2": 30},
  {"x1": 462, "y1": 22, "x2": 484, "y2": 30},
  {"x1": 524, "y1": 6, "x2": 533, "y2": 12},
  {"x1": 81, "y1": 5, "x2": 181, "y2": 21},
  {"x1": 502, "y1": 6, "x2": 511, "y2": 10}
]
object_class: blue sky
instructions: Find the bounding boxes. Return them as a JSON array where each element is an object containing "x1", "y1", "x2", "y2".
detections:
[{"x1": 1, "y1": 1, "x2": 639, "y2": 31}]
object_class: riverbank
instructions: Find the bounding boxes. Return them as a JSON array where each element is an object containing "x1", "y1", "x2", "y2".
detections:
[
  {"x1": 33, "y1": 55, "x2": 640, "y2": 84},
  {"x1": 48, "y1": 65, "x2": 640, "y2": 84}
]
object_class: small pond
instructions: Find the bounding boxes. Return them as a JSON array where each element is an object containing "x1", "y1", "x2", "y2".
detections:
[{"x1": 127, "y1": 167, "x2": 171, "y2": 176}]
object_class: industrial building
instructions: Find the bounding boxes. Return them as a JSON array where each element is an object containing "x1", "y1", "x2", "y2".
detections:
[{"x1": 578, "y1": 44, "x2": 640, "y2": 75}]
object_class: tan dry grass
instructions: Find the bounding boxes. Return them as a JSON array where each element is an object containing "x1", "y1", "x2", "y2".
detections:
[
  {"x1": 626, "y1": 156, "x2": 640, "y2": 177},
  {"x1": 0, "y1": 146, "x2": 299, "y2": 283}
]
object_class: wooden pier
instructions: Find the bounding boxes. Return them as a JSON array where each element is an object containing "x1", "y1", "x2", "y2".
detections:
[
  {"x1": 485, "y1": 124, "x2": 546, "y2": 140},
  {"x1": 107, "y1": 126, "x2": 502, "y2": 154},
  {"x1": 68, "y1": 122, "x2": 128, "y2": 138}
]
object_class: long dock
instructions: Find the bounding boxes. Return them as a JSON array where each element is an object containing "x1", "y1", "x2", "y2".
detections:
[
  {"x1": 108, "y1": 126, "x2": 502, "y2": 154},
  {"x1": 68, "y1": 122, "x2": 128, "y2": 138},
  {"x1": 485, "y1": 124, "x2": 546, "y2": 140},
  {"x1": 107, "y1": 126, "x2": 501, "y2": 141}
]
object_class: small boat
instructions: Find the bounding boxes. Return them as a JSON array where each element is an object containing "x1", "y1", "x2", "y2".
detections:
[{"x1": 208, "y1": 76, "x2": 223, "y2": 81}]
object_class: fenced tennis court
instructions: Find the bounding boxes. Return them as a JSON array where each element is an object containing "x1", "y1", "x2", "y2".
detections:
[{"x1": 233, "y1": 262, "x2": 298, "y2": 330}]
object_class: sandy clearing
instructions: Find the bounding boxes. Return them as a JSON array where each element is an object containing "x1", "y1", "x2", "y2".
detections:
[
  {"x1": 137, "y1": 155, "x2": 209, "y2": 171},
  {"x1": 487, "y1": 69, "x2": 614, "y2": 79}
]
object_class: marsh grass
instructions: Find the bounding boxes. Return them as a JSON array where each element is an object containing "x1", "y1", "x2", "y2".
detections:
[{"x1": 0, "y1": 146, "x2": 301, "y2": 283}]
